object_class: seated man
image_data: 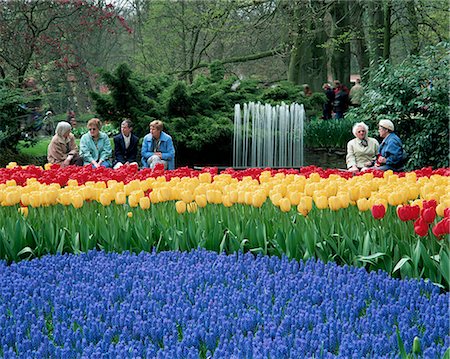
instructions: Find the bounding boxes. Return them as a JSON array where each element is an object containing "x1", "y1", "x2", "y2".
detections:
[
  {"x1": 374, "y1": 119, "x2": 404, "y2": 171},
  {"x1": 113, "y1": 119, "x2": 139, "y2": 169},
  {"x1": 141, "y1": 120, "x2": 175, "y2": 170}
]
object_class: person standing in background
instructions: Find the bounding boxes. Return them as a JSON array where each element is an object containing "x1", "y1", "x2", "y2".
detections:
[
  {"x1": 349, "y1": 78, "x2": 364, "y2": 107},
  {"x1": 322, "y1": 83, "x2": 334, "y2": 120},
  {"x1": 333, "y1": 80, "x2": 349, "y2": 119}
]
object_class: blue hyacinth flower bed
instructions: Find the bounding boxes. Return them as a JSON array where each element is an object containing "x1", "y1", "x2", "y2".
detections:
[{"x1": 0, "y1": 250, "x2": 448, "y2": 358}]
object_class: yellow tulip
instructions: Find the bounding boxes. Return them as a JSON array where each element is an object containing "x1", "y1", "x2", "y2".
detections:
[
  {"x1": 242, "y1": 192, "x2": 252, "y2": 205},
  {"x1": 71, "y1": 194, "x2": 84, "y2": 209},
  {"x1": 279, "y1": 198, "x2": 291, "y2": 212},
  {"x1": 304, "y1": 183, "x2": 316, "y2": 197},
  {"x1": 175, "y1": 200, "x2": 186, "y2": 214},
  {"x1": 270, "y1": 193, "x2": 283, "y2": 207},
  {"x1": 128, "y1": 194, "x2": 139, "y2": 208},
  {"x1": 181, "y1": 190, "x2": 194, "y2": 203},
  {"x1": 199, "y1": 172, "x2": 212, "y2": 183},
  {"x1": 328, "y1": 196, "x2": 341, "y2": 211},
  {"x1": 388, "y1": 192, "x2": 403, "y2": 206},
  {"x1": 300, "y1": 196, "x2": 313, "y2": 211},
  {"x1": 6, "y1": 179, "x2": 16, "y2": 187},
  {"x1": 297, "y1": 205, "x2": 309, "y2": 216},
  {"x1": 139, "y1": 196, "x2": 151, "y2": 210},
  {"x1": 5, "y1": 192, "x2": 18, "y2": 206},
  {"x1": 337, "y1": 193, "x2": 350, "y2": 209},
  {"x1": 309, "y1": 173, "x2": 321, "y2": 183},
  {"x1": 252, "y1": 191, "x2": 266, "y2": 208},
  {"x1": 113, "y1": 192, "x2": 125, "y2": 205},
  {"x1": 436, "y1": 203, "x2": 446, "y2": 217},
  {"x1": 287, "y1": 192, "x2": 302, "y2": 206},
  {"x1": 127, "y1": 211, "x2": 133, "y2": 218},
  {"x1": 149, "y1": 191, "x2": 160, "y2": 204},
  {"x1": 222, "y1": 195, "x2": 233, "y2": 207},
  {"x1": 67, "y1": 179, "x2": 78, "y2": 187},
  {"x1": 356, "y1": 198, "x2": 370, "y2": 212},
  {"x1": 18, "y1": 207, "x2": 28, "y2": 217},
  {"x1": 99, "y1": 192, "x2": 112, "y2": 206},
  {"x1": 325, "y1": 183, "x2": 338, "y2": 197},
  {"x1": 314, "y1": 196, "x2": 328, "y2": 210},
  {"x1": 349, "y1": 187, "x2": 360, "y2": 201},
  {"x1": 187, "y1": 202, "x2": 198, "y2": 213},
  {"x1": 195, "y1": 194, "x2": 207, "y2": 208},
  {"x1": 229, "y1": 190, "x2": 238, "y2": 203},
  {"x1": 21, "y1": 193, "x2": 30, "y2": 207},
  {"x1": 159, "y1": 187, "x2": 172, "y2": 202}
]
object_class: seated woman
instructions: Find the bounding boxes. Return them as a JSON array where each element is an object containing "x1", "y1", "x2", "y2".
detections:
[
  {"x1": 141, "y1": 120, "x2": 175, "y2": 170},
  {"x1": 374, "y1": 119, "x2": 404, "y2": 171},
  {"x1": 47, "y1": 121, "x2": 83, "y2": 167},
  {"x1": 346, "y1": 122, "x2": 379, "y2": 173},
  {"x1": 79, "y1": 118, "x2": 112, "y2": 168}
]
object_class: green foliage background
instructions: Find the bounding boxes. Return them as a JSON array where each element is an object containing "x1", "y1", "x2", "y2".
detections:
[
  {"x1": 345, "y1": 42, "x2": 449, "y2": 169},
  {"x1": 92, "y1": 62, "x2": 325, "y2": 167}
]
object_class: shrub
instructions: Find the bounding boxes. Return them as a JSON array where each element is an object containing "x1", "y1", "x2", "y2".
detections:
[{"x1": 346, "y1": 42, "x2": 450, "y2": 169}]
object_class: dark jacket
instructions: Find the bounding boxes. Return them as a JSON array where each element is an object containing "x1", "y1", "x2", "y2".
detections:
[
  {"x1": 113, "y1": 133, "x2": 139, "y2": 165},
  {"x1": 333, "y1": 89, "x2": 349, "y2": 112}
]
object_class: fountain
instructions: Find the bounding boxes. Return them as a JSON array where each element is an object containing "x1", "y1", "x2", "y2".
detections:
[{"x1": 233, "y1": 102, "x2": 305, "y2": 168}]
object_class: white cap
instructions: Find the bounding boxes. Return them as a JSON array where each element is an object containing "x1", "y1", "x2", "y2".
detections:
[{"x1": 379, "y1": 119, "x2": 394, "y2": 131}]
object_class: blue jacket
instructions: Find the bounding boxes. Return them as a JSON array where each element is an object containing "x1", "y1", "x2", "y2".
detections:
[
  {"x1": 378, "y1": 132, "x2": 404, "y2": 170},
  {"x1": 79, "y1": 131, "x2": 112, "y2": 165},
  {"x1": 141, "y1": 131, "x2": 175, "y2": 169}
]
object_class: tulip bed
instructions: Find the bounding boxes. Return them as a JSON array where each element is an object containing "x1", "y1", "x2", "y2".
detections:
[
  {"x1": 0, "y1": 163, "x2": 449, "y2": 289},
  {"x1": 0, "y1": 249, "x2": 448, "y2": 358}
]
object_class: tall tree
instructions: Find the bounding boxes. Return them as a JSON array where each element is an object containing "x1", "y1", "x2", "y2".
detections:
[{"x1": 330, "y1": 0, "x2": 351, "y2": 87}]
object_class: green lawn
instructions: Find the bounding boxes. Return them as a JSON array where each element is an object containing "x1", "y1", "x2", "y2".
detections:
[
  {"x1": 18, "y1": 137, "x2": 116, "y2": 157},
  {"x1": 18, "y1": 138, "x2": 52, "y2": 157}
]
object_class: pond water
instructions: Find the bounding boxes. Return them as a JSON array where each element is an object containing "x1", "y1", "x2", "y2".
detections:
[{"x1": 303, "y1": 148, "x2": 346, "y2": 169}]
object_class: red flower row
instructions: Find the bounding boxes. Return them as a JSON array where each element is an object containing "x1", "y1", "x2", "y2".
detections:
[{"x1": 1, "y1": 164, "x2": 449, "y2": 187}]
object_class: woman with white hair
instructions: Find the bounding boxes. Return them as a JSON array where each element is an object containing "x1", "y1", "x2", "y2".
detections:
[
  {"x1": 47, "y1": 121, "x2": 83, "y2": 167},
  {"x1": 346, "y1": 122, "x2": 379, "y2": 173},
  {"x1": 374, "y1": 119, "x2": 404, "y2": 171}
]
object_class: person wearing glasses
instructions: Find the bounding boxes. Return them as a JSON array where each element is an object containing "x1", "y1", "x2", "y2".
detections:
[
  {"x1": 346, "y1": 122, "x2": 379, "y2": 173},
  {"x1": 47, "y1": 121, "x2": 83, "y2": 167},
  {"x1": 373, "y1": 119, "x2": 404, "y2": 171},
  {"x1": 79, "y1": 118, "x2": 112, "y2": 168},
  {"x1": 141, "y1": 120, "x2": 175, "y2": 170}
]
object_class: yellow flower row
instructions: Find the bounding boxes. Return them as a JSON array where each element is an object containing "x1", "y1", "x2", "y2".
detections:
[{"x1": 2, "y1": 170, "x2": 449, "y2": 216}]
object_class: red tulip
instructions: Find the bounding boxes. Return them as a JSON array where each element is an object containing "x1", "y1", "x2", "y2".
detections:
[
  {"x1": 432, "y1": 218, "x2": 450, "y2": 239},
  {"x1": 444, "y1": 208, "x2": 450, "y2": 218},
  {"x1": 423, "y1": 199, "x2": 438, "y2": 210},
  {"x1": 397, "y1": 206, "x2": 410, "y2": 222},
  {"x1": 371, "y1": 204, "x2": 386, "y2": 219},
  {"x1": 409, "y1": 205, "x2": 421, "y2": 221},
  {"x1": 422, "y1": 207, "x2": 436, "y2": 224},
  {"x1": 414, "y1": 217, "x2": 429, "y2": 237}
]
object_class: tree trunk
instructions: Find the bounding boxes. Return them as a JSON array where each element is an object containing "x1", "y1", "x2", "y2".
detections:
[
  {"x1": 351, "y1": 0, "x2": 369, "y2": 80},
  {"x1": 383, "y1": 0, "x2": 391, "y2": 60},
  {"x1": 287, "y1": 0, "x2": 327, "y2": 91},
  {"x1": 366, "y1": 0, "x2": 384, "y2": 76},
  {"x1": 406, "y1": 0, "x2": 419, "y2": 55},
  {"x1": 331, "y1": 0, "x2": 351, "y2": 88}
]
